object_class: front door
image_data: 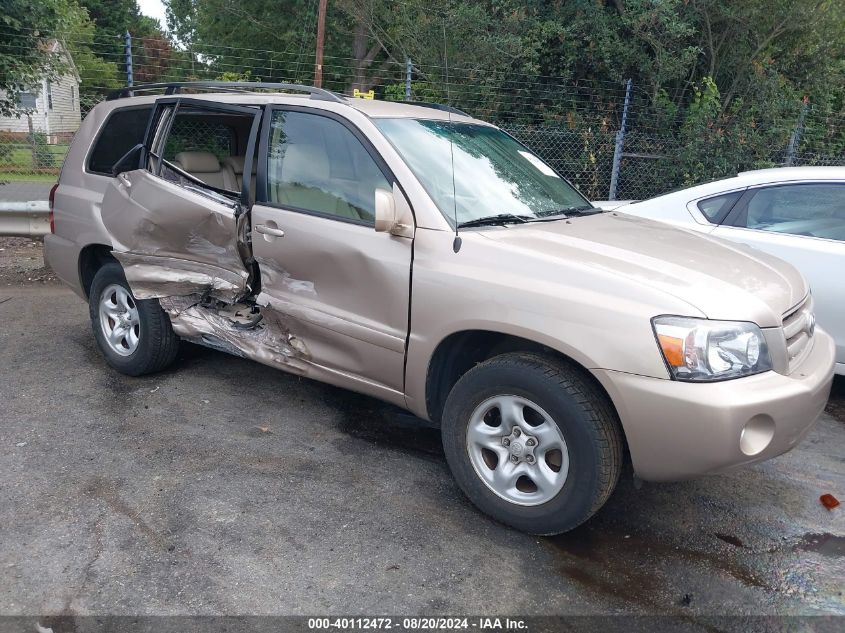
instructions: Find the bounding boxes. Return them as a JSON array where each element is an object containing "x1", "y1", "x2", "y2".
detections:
[
  {"x1": 101, "y1": 98, "x2": 261, "y2": 301},
  {"x1": 251, "y1": 107, "x2": 414, "y2": 395}
]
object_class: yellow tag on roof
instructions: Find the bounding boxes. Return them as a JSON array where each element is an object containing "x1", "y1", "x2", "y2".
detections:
[{"x1": 353, "y1": 89, "x2": 375, "y2": 100}]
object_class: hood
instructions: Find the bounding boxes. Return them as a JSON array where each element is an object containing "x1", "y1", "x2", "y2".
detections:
[{"x1": 478, "y1": 212, "x2": 807, "y2": 327}]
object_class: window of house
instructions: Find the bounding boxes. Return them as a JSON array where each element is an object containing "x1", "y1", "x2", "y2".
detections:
[
  {"x1": 46, "y1": 80, "x2": 53, "y2": 110},
  {"x1": 17, "y1": 92, "x2": 37, "y2": 110}
]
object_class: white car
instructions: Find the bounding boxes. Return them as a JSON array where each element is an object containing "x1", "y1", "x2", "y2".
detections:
[{"x1": 620, "y1": 166, "x2": 844, "y2": 375}]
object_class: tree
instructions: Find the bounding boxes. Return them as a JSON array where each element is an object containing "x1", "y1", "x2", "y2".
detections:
[{"x1": 0, "y1": 0, "x2": 89, "y2": 115}]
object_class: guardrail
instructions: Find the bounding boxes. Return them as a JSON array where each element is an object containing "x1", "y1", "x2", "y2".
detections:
[{"x1": 0, "y1": 201, "x2": 50, "y2": 237}]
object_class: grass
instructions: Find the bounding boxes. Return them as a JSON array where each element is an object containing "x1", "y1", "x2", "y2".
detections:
[
  {"x1": 0, "y1": 171, "x2": 59, "y2": 182},
  {"x1": 0, "y1": 144, "x2": 66, "y2": 183}
]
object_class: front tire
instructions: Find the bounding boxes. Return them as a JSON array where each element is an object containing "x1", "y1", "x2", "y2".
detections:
[
  {"x1": 441, "y1": 352, "x2": 623, "y2": 535},
  {"x1": 89, "y1": 262, "x2": 179, "y2": 376}
]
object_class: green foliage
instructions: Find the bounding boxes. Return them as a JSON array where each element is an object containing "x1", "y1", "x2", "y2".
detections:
[
  {"x1": 28, "y1": 132, "x2": 56, "y2": 169},
  {"x1": 0, "y1": 0, "x2": 84, "y2": 116},
  {"x1": 383, "y1": 81, "x2": 443, "y2": 103},
  {"x1": 217, "y1": 70, "x2": 256, "y2": 82},
  {"x1": 0, "y1": 132, "x2": 16, "y2": 163}
]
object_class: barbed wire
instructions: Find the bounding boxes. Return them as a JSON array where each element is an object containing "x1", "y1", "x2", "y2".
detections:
[{"x1": 0, "y1": 29, "x2": 842, "y2": 203}]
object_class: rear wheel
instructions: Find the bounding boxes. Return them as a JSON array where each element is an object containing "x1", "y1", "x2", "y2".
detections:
[
  {"x1": 89, "y1": 262, "x2": 179, "y2": 376},
  {"x1": 441, "y1": 352, "x2": 623, "y2": 535}
]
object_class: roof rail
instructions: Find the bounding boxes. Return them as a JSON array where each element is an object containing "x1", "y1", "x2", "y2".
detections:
[
  {"x1": 404, "y1": 101, "x2": 470, "y2": 117},
  {"x1": 106, "y1": 81, "x2": 345, "y2": 103}
]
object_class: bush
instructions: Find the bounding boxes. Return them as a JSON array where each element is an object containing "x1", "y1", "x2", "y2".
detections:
[
  {"x1": 0, "y1": 131, "x2": 15, "y2": 164},
  {"x1": 28, "y1": 132, "x2": 55, "y2": 169}
]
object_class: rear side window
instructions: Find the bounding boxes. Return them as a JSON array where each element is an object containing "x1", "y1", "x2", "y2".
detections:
[
  {"x1": 729, "y1": 183, "x2": 845, "y2": 242},
  {"x1": 88, "y1": 106, "x2": 153, "y2": 175},
  {"x1": 696, "y1": 191, "x2": 742, "y2": 224}
]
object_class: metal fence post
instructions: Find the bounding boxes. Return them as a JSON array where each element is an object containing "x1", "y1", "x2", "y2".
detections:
[
  {"x1": 608, "y1": 78, "x2": 632, "y2": 201},
  {"x1": 784, "y1": 97, "x2": 809, "y2": 166},
  {"x1": 124, "y1": 31, "x2": 133, "y2": 87},
  {"x1": 405, "y1": 58, "x2": 412, "y2": 101}
]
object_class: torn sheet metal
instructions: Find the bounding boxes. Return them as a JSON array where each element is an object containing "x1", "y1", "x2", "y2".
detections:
[
  {"x1": 159, "y1": 295, "x2": 310, "y2": 372},
  {"x1": 114, "y1": 252, "x2": 249, "y2": 302}
]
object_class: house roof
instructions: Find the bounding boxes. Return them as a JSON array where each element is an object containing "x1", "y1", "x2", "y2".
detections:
[{"x1": 44, "y1": 40, "x2": 81, "y2": 83}]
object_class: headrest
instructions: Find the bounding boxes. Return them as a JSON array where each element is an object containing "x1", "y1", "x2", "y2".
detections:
[
  {"x1": 281, "y1": 144, "x2": 329, "y2": 184},
  {"x1": 174, "y1": 151, "x2": 221, "y2": 173}
]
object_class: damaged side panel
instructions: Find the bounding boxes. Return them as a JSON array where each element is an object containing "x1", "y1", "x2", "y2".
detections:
[
  {"x1": 101, "y1": 169, "x2": 251, "y2": 302},
  {"x1": 159, "y1": 295, "x2": 311, "y2": 373}
]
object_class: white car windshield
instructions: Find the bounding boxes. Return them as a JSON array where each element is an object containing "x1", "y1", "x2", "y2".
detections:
[{"x1": 376, "y1": 118, "x2": 594, "y2": 226}]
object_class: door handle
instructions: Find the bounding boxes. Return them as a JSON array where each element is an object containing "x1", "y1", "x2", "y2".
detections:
[{"x1": 255, "y1": 224, "x2": 285, "y2": 237}]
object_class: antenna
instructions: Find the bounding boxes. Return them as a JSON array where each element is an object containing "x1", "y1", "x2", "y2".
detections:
[{"x1": 443, "y1": 23, "x2": 461, "y2": 253}]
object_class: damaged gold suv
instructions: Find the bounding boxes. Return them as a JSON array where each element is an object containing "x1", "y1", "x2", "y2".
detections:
[{"x1": 45, "y1": 82, "x2": 835, "y2": 535}]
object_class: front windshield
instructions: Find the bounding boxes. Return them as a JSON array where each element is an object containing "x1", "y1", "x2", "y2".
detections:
[{"x1": 375, "y1": 118, "x2": 592, "y2": 225}]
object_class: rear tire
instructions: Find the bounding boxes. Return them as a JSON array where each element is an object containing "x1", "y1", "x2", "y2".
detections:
[
  {"x1": 89, "y1": 262, "x2": 179, "y2": 376},
  {"x1": 441, "y1": 352, "x2": 623, "y2": 535}
]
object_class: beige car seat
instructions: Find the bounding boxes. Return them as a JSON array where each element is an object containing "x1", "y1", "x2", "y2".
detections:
[
  {"x1": 173, "y1": 151, "x2": 237, "y2": 191},
  {"x1": 222, "y1": 155, "x2": 257, "y2": 197},
  {"x1": 275, "y1": 144, "x2": 362, "y2": 220}
]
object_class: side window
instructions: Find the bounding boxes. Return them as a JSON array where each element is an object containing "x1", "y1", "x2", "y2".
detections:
[
  {"x1": 87, "y1": 106, "x2": 153, "y2": 175},
  {"x1": 266, "y1": 110, "x2": 390, "y2": 223},
  {"x1": 697, "y1": 191, "x2": 742, "y2": 224},
  {"x1": 163, "y1": 114, "x2": 234, "y2": 162},
  {"x1": 150, "y1": 107, "x2": 254, "y2": 194},
  {"x1": 730, "y1": 184, "x2": 845, "y2": 242}
]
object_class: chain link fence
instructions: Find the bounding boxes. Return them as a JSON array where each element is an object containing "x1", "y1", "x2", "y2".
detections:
[{"x1": 1, "y1": 28, "x2": 843, "y2": 203}]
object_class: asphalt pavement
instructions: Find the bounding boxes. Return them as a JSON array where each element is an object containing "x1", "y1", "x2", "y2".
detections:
[
  {"x1": 0, "y1": 182, "x2": 53, "y2": 203},
  {"x1": 0, "y1": 284, "x2": 843, "y2": 618}
]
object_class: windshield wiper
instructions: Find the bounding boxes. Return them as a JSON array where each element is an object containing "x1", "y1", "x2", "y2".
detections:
[
  {"x1": 458, "y1": 213, "x2": 532, "y2": 228},
  {"x1": 558, "y1": 205, "x2": 602, "y2": 216},
  {"x1": 529, "y1": 205, "x2": 602, "y2": 221}
]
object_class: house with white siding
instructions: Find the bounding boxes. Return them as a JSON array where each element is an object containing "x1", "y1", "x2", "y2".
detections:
[{"x1": 0, "y1": 41, "x2": 82, "y2": 143}]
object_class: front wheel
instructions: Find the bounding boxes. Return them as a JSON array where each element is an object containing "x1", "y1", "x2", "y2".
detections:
[
  {"x1": 89, "y1": 262, "x2": 179, "y2": 376},
  {"x1": 441, "y1": 352, "x2": 623, "y2": 535}
]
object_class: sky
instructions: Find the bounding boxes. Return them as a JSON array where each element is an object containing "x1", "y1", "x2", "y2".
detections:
[{"x1": 137, "y1": 0, "x2": 168, "y2": 28}]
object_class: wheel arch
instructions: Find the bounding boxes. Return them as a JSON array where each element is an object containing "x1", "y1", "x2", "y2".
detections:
[
  {"x1": 78, "y1": 243, "x2": 118, "y2": 300},
  {"x1": 423, "y1": 329, "x2": 623, "y2": 434}
]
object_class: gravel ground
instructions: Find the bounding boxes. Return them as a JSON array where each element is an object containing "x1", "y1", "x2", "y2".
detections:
[
  {"x1": 0, "y1": 237, "x2": 58, "y2": 287},
  {"x1": 0, "y1": 245, "x2": 842, "y2": 620}
]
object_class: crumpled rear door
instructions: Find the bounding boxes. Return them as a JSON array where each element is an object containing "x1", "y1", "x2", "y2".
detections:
[
  {"x1": 100, "y1": 97, "x2": 261, "y2": 302},
  {"x1": 101, "y1": 169, "x2": 251, "y2": 301}
]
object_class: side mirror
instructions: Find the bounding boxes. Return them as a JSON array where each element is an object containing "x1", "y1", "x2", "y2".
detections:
[
  {"x1": 374, "y1": 188, "x2": 397, "y2": 233},
  {"x1": 111, "y1": 143, "x2": 146, "y2": 176}
]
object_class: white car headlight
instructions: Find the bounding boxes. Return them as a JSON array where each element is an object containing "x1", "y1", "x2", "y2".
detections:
[{"x1": 652, "y1": 316, "x2": 772, "y2": 381}]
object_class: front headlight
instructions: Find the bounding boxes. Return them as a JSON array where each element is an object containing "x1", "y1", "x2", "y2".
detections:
[{"x1": 652, "y1": 316, "x2": 772, "y2": 381}]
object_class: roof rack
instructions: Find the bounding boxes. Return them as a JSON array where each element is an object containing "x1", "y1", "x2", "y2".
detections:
[
  {"x1": 404, "y1": 101, "x2": 470, "y2": 117},
  {"x1": 107, "y1": 81, "x2": 344, "y2": 103}
]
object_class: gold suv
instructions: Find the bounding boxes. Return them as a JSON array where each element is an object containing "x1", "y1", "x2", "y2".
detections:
[{"x1": 45, "y1": 82, "x2": 835, "y2": 534}]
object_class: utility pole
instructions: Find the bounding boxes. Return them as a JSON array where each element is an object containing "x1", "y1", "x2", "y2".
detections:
[{"x1": 314, "y1": 0, "x2": 328, "y2": 88}]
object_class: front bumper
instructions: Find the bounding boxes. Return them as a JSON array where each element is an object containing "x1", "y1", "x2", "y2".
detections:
[{"x1": 594, "y1": 329, "x2": 835, "y2": 482}]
